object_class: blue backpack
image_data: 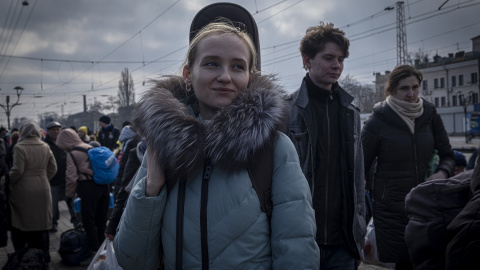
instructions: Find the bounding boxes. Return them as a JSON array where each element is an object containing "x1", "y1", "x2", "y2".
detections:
[{"x1": 70, "y1": 146, "x2": 119, "y2": 185}]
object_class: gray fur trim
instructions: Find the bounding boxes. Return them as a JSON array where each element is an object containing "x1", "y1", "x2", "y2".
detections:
[{"x1": 134, "y1": 74, "x2": 286, "y2": 180}]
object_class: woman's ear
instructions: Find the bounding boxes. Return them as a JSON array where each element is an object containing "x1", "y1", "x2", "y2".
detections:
[
  {"x1": 183, "y1": 65, "x2": 191, "y2": 89},
  {"x1": 183, "y1": 65, "x2": 191, "y2": 81}
]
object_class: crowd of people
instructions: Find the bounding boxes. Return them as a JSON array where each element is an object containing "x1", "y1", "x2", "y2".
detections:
[{"x1": 0, "y1": 2, "x2": 478, "y2": 270}]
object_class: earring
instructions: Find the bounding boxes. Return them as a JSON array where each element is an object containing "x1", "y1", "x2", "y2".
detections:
[{"x1": 184, "y1": 80, "x2": 191, "y2": 91}]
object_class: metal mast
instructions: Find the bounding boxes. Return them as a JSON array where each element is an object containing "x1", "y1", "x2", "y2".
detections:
[{"x1": 396, "y1": 1, "x2": 408, "y2": 65}]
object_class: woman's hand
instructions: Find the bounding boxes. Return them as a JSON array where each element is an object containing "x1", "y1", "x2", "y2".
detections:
[
  {"x1": 426, "y1": 170, "x2": 447, "y2": 181},
  {"x1": 145, "y1": 146, "x2": 165, "y2": 197}
]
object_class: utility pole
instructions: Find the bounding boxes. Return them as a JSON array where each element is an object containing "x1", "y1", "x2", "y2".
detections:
[{"x1": 396, "y1": 1, "x2": 408, "y2": 65}]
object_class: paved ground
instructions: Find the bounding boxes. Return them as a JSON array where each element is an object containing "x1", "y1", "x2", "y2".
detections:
[{"x1": 0, "y1": 136, "x2": 476, "y2": 269}]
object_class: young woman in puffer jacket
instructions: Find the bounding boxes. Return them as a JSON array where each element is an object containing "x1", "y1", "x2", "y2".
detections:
[{"x1": 113, "y1": 19, "x2": 319, "y2": 270}]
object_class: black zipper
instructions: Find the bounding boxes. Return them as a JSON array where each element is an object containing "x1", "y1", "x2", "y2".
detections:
[{"x1": 200, "y1": 160, "x2": 212, "y2": 270}]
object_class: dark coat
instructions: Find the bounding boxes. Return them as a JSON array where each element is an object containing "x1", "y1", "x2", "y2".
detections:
[
  {"x1": 98, "y1": 125, "x2": 120, "y2": 151},
  {"x1": 44, "y1": 135, "x2": 67, "y2": 186},
  {"x1": 362, "y1": 99, "x2": 454, "y2": 263},
  {"x1": 286, "y1": 79, "x2": 366, "y2": 260},
  {"x1": 445, "y1": 166, "x2": 480, "y2": 269},
  {"x1": 105, "y1": 145, "x2": 141, "y2": 236}
]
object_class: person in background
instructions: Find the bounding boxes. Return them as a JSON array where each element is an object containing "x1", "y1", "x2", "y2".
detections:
[
  {"x1": 105, "y1": 139, "x2": 143, "y2": 241},
  {"x1": 5, "y1": 131, "x2": 19, "y2": 170},
  {"x1": 9, "y1": 120, "x2": 57, "y2": 262},
  {"x1": 286, "y1": 22, "x2": 366, "y2": 269},
  {"x1": 453, "y1": 150, "x2": 467, "y2": 176},
  {"x1": 97, "y1": 115, "x2": 120, "y2": 151},
  {"x1": 56, "y1": 128, "x2": 109, "y2": 253},
  {"x1": 362, "y1": 64, "x2": 455, "y2": 269},
  {"x1": 44, "y1": 121, "x2": 77, "y2": 232},
  {"x1": 114, "y1": 18, "x2": 319, "y2": 269},
  {"x1": 77, "y1": 126, "x2": 90, "y2": 144},
  {"x1": 112, "y1": 125, "x2": 138, "y2": 198}
]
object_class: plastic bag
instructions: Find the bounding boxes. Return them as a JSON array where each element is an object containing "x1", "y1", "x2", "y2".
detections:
[
  {"x1": 87, "y1": 239, "x2": 123, "y2": 270},
  {"x1": 363, "y1": 218, "x2": 379, "y2": 264}
]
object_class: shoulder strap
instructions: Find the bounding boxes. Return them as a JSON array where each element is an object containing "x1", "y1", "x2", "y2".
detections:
[
  {"x1": 72, "y1": 147, "x2": 89, "y2": 153},
  {"x1": 248, "y1": 139, "x2": 274, "y2": 221}
]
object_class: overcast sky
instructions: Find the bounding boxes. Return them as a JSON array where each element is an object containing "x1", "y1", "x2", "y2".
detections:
[{"x1": 0, "y1": 0, "x2": 479, "y2": 128}]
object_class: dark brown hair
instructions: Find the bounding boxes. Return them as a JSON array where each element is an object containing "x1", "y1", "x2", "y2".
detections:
[
  {"x1": 385, "y1": 65, "x2": 423, "y2": 96},
  {"x1": 299, "y1": 22, "x2": 349, "y2": 69}
]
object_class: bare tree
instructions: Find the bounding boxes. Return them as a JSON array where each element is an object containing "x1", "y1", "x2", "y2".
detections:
[
  {"x1": 407, "y1": 48, "x2": 431, "y2": 65},
  {"x1": 118, "y1": 68, "x2": 135, "y2": 107},
  {"x1": 339, "y1": 75, "x2": 376, "y2": 113}
]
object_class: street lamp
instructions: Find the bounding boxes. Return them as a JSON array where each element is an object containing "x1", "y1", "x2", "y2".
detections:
[
  {"x1": 457, "y1": 90, "x2": 473, "y2": 143},
  {"x1": 0, "y1": 86, "x2": 24, "y2": 130}
]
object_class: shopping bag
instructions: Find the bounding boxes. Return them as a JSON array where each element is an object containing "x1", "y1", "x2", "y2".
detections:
[
  {"x1": 87, "y1": 239, "x2": 123, "y2": 270},
  {"x1": 363, "y1": 218, "x2": 379, "y2": 263}
]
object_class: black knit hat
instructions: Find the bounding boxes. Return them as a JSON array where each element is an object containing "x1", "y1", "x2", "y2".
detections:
[
  {"x1": 99, "y1": 115, "x2": 111, "y2": 125},
  {"x1": 189, "y1": 2, "x2": 261, "y2": 70}
]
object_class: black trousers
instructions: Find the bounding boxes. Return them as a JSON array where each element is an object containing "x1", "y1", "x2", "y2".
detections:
[
  {"x1": 10, "y1": 227, "x2": 50, "y2": 262},
  {"x1": 78, "y1": 180, "x2": 110, "y2": 251}
]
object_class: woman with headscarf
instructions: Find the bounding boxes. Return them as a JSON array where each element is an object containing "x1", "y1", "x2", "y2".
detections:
[{"x1": 8, "y1": 120, "x2": 57, "y2": 262}]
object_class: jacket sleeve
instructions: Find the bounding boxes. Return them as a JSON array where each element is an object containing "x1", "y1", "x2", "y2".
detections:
[
  {"x1": 114, "y1": 153, "x2": 167, "y2": 270},
  {"x1": 432, "y1": 112, "x2": 455, "y2": 177},
  {"x1": 8, "y1": 147, "x2": 25, "y2": 187},
  {"x1": 361, "y1": 118, "x2": 379, "y2": 191},
  {"x1": 46, "y1": 148, "x2": 57, "y2": 180},
  {"x1": 270, "y1": 132, "x2": 319, "y2": 269},
  {"x1": 65, "y1": 153, "x2": 79, "y2": 198}
]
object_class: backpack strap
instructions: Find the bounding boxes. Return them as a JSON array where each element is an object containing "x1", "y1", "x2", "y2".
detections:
[{"x1": 247, "y1": 139, "x2": 274, "y2": 221}]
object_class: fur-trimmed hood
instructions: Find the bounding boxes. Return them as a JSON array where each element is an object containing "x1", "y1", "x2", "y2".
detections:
[{"x1": 134, "y1": 74, "x2": 287, "y2": 181}]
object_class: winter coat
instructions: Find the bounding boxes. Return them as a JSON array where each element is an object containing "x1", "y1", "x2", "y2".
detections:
[
  {"x1": 8, "y1": 136, "x2": 57, "y2": 231},
  {"x1": 56, "y1": 129, "x2": 94, "y2": 198},
  {"x1": 114, "y1": 75, "x2": 319, "y2": 270},
  {"x1": 445, "y1": 167, "x2": 480, "y2": 269},
  {"x1": 98, "y1": 124, "x2": 120, "y2": 151},
  {"x1": 361, "y1": 98, "x2": 454, "y2": 263},
  {"x1": 105, "y1": 144, "x2": 142, "y2": 236},
  {"x1": 113, "y1": 129, "x2": 139, "y2": 198},
  {"x1": 44, "y1": 135, "x2": 67, "y2": 186},
  {"x1": 286, "y1": 78, "x2": 367, "y2": 260}
]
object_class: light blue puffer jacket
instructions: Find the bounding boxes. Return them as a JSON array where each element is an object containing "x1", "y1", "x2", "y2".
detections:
[{"x1": 114, "y1": 75, "x2": 319, "y2": 269}]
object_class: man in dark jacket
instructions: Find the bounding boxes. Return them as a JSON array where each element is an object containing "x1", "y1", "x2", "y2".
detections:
[
  {"x1": 286, "y1": 22, "x2": 366, "y2": 269},
  {"x1": 44, "y1": 121, "x2": 76, "y2": 232},
  {"x1": 97, "y1": 115, "x2": 120, "y2": 151}
]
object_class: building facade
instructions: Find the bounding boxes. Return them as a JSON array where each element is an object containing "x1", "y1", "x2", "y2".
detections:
[{"x1": 373, "y1": 35, "x2": 480, "y2": 136}]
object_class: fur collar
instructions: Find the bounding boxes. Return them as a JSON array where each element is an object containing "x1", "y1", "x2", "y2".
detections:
[{"x1": 134, "y1": 74, "x2": 287, "y2": 180}]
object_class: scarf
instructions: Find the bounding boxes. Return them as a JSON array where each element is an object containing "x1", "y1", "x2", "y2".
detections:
[{"x1": 386, "y1": 96, "x2": 424, "y2": 134}]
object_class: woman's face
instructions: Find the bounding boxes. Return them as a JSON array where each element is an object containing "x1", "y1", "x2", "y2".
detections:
[
  {"x1": 393, "y1": 75, "x2": 420, "y2": 103},
  {"x1": 183, "y1": 33, "x2": 251, "y2": 120}
]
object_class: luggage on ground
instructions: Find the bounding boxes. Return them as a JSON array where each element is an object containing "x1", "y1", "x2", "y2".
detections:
[{"x1": 58, "y1": 225, "x2": 91, "y2": 266}]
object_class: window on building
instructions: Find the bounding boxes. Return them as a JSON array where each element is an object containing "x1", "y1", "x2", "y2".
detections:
[
  {"x1": 434, "y1": 78, "x2": 439, "y2": 89},
  {"x1": 452, "y1": 76, "x2": 456, "y2": 87},
  {"x1": 441, "y1": 97, "x2": 446, "y2": 106},
  {"x1": 459, "y1": 75, "x2": 464, "y2": 86},
  {"x1": 422, "y1": 80, "x2": 428, "y2": 90},
  {"x1": 435, "y1": 97, "x2": 439, "y2": 107},
  {"x1": 472, "y1": 73, "x2": 478, "y2": 84},
  {"x1": 473, "y1": 93, "x2": 479, "y2": 104},
  {"x1": 452, "y1": 96, "x2": 457, "y2": 106},
  {"x1": 440, "y1": 78, "x2": 445, "y2": 88}
]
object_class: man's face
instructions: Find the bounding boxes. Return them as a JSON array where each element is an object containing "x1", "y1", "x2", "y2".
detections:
[
  {"x1": 99, "y1": 121, "x2": 108, "y2": 128},
  {"x1": 47, "y1": 127, "x2": 61, "y2": 140},
  {"x1": 303, "y1": 42, "x2": 345, "y2": 90}
]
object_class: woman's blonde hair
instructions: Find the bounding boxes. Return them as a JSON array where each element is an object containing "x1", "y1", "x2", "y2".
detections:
[
  {"x1": 18, "y1": 120, "x2": 42, "y2": 142},
  {"x1": 183, "y1": 18, "x2": 258, "y2": 75}
]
